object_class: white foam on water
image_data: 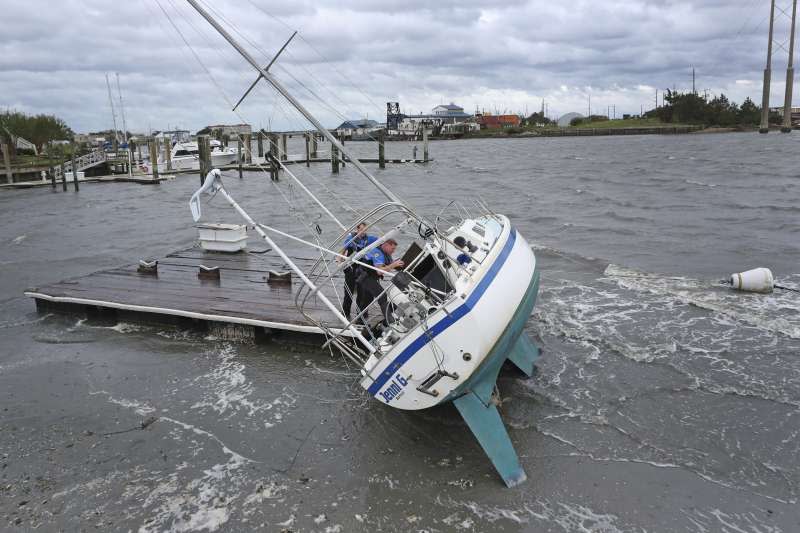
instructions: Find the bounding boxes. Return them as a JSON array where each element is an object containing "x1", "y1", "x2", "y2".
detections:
[
  {"x1": 100, "y1": 322, "x2": 146, "y2": 334},
  {"x1": 190, "y1": 343, "x2": 296, "y2": 427},
  {"x1": 137, "y1": 416, "x2": 256, "y2": 533},
  {"x1": 683, "y1": 508, "x2": 784, "y2": 533},
  {"x1": 685, "y1": 179, "x2": 718, "y2": 188},
  {"x1": 604, "y1": 264, "x2": 800, "y2": 339},
  {"x1": 242, "y1": 481, "x2": 287, "y2": 510},
  {"x1": 368, "y1": 474, "x2": 399, "y2": 489},
  {"x1": 12, "y1": 234, "x2": 27, "y2": 244},
  {"x1": 91, "y1": 390, "x2": 156, "y2": 416},
  {"x1": 436, "y1": 496, "x2": 625, "y2": 531}
]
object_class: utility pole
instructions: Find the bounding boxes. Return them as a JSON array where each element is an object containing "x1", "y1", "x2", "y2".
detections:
[
  {"x1": 782, "y1": 0, "x2": 798, "y2": 132},
  {"x1": 761, "y1": 0, "x2": 777, "y2": 133},
  {"x1": 588, "y1": 94, "x2": 591, "y2": 117},
  {"x1": 692, "y1": 66, "x2": 696, "y2": 94}
]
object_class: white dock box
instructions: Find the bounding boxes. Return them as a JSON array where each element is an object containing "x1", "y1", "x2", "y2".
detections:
[{"x1": 197, "y1": 223, "x2": 248, "y2": 252}]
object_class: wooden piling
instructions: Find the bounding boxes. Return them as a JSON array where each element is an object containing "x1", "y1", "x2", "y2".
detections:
[
  {"x1": 70, "y1": 145, "x2": 79, "y2": 191},
  {"x1": 243, "y1": 133, "x2": 252, "y2": 164},
  {"x1": 331, "y1": 142, "x2": 340, "y2": 174},
  {"x1": 423, "y1": 128, "x2": 429, "y2": 162},
  {"x1": 164, "y1": 137, "x2": 172, "y2": 171},
  {"x1": 268, "y1": 133, "x2": 279, "y2": 181},
  {"x1": 47, "y1": 143, "x2": 56, "y2": 189},
  {"x1": 60, "y1": 161, "x2": 67, "y2": 191},
  {"x1": 378, "y1": 132, "x2": 385, "y2": 169},
  {"x1": 257, "y1": 131, "x2": 264, "y2": 159},
  {"x1": 305, "y1": 133, "x2": 311, "y2": 167},
  {"x1": 148, "y1": 139, "x2": 159, "y2": 182},
  {"x1": 1, "y1": 143, "x2": 12, "y2": 184},
  {"x1": 137, "y1": 144, "x2": 142, "y2": 166},
  {"x1": 197, "y1": 135, "x2": 211, "y2": 184},
  {"x1": 310, "y1": 134, "x2": 318, "y2": 158},
  {"x1": 280, "y1": 134, "x2": 288, "y2": 161}
]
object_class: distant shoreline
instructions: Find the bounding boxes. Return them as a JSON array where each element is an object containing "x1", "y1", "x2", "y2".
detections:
[{"x1": 373, "y1": 124, "x2": 764, "y2": 142}]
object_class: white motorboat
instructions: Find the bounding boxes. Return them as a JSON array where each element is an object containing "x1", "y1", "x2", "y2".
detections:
[
  {"x1": 162, "y1": 140, "x2": 238, "y2": 172},
  {"x1": 185, "y1": 0, "x2": 541, "y2": 487}
]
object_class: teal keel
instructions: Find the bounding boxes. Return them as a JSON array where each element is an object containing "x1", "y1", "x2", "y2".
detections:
[
  {"x1": 508, "y1": 333, "x2": 539, "y2": 377},
  {"x1": 448, "y1": 270, "x2": 540, "y2": 487}
]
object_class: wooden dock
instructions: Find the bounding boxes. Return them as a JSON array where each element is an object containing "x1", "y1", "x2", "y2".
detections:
[{"x1": 25, "y1": 246, "x2": 353, "y2": 343}]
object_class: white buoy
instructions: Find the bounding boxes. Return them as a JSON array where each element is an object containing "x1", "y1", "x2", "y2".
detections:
[{"x1": 729, "y1": 268, "x2": 774, "y2": 293}]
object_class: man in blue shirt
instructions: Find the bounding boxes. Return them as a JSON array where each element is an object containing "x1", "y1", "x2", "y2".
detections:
[
  {"x1": 338, "y1": 222, "x2": 377, "y2": 320},
  {"x1": 357, "y1": 238, "x2": 404, "y2": 326}
]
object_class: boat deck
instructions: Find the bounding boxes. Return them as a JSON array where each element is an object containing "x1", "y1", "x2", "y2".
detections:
[{"x1": 25, "y1": 246, "x2": 350, "y2": 343}]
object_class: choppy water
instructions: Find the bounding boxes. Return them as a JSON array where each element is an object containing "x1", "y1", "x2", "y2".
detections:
[{"x1": 1, "y1": 133, "x2": 799, "y2": 531}]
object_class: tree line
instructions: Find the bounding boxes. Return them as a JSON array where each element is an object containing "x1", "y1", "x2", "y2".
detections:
[
  {"x1": 648, "y1": 90, "x2": 770, "y2": 127},
  {"x1": 0, "y1": 110, "x2": 73, "y2": 154}
]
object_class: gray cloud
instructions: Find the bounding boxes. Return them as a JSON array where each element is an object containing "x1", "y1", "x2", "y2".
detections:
[{"x1": 0, "y1": 0, "x2": 793, "y2": 132}]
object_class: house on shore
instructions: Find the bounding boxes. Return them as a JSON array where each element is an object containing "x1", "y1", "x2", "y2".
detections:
[
  {"x1": 334, "y1": 119, "x2": 382, "y2": 140},
  {"x1": 389, "y1": 102, "x2": 475, "y2": 137}
]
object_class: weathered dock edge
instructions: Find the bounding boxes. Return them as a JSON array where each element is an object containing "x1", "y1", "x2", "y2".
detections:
[
  {"x1": 26, "y1": 290, "x2": 351, "y2": 346},
  {"x1": 24, "y1": 247, "x2": 357, "y2": 345}
]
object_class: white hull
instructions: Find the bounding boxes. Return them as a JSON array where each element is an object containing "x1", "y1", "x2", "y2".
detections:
[
  {"x1": 360, "y1": 216, "x2": 536, "y2": 410},
  {"x1": 169, "y1": 151, "x2": 238, "y2": 171}
]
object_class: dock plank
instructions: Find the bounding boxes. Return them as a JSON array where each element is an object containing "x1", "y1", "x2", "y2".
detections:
[{"x1": 27, "y1": 246, "x2": 353, "y2": 335}]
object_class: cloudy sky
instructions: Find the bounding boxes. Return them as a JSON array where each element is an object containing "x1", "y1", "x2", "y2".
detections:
[{"x1": 1, "y1": 0, "x2": 795, "y2": 133}]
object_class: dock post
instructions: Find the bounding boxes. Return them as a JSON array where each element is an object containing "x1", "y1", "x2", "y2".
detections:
[
  {"x1": 237, "y1": 139, "x2": 243, "y2": 178},
  {"x1": 164, "y1": 138, "x2": 172, "y2": 171},
  {"x1": 423, "y1": 128, "x2": 429, "y2": 162},
  {"x1": 378, "y1": 131, "x2": 385, "y2": 169},
  {"x1": 197, "y1": 135, "x2": 211, "y2": 184},
  {"x1": 257, "y1": 131, "x2": 264, "y2": 160},
  {"x1": 1, "y1": 143, "x2": 11, "y2": 184},
  {"x1": 222, "y1": 134, "x2": 229, "y2": 148},
  {"x1": 243, "y1": 133, "x2": 252, "y2": 163},
  {"x1": 70, "y1": 144, "x2": 79, "y2": 191},
  {"x1": 310, "y1": 133, "x2": 318, "y2": 158},
  {"x1": 305, "y1": 133, "x2": 311, "y2": 167},
  {"x1": 268, "y1": 133, "x2": 279, "y2": 181},
  {"x1": 47, "y1": 143, "x2": 56, "y2": 189},
  {"x1": 331, "y1": 142, "x2": 340, "y2": 174},
  {"x1": 280, "y1": 134, "x2": 288, "y2": 161},
  {"x1": 149, "y1": 139, "x2": 159, "y2": 182},
  {"x1": 137, "y1": 144, "x2": 142, "y2": 166},
  {"x1": 60, "y1": 161, "x2": 67, "y2": 191}
]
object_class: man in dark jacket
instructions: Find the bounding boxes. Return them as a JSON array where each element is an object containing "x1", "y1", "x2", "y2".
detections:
[
  {"x1": 338, "y1": 222, "x2": 377, "y2": 320},
  {"x1": 357, "y1": 238, "x2": 404, "y2": 325}
]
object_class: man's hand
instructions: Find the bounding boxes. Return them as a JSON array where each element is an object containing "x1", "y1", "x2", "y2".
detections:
[{"x1": 390, "y1": 259, "x2": 404, "y2": 270}]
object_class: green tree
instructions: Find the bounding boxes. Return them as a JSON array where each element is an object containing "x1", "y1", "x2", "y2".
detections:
[
  {"x1": 0, "y1": 110, "x2": 73, "y2": 152},
  {"x1": 737, "y1": 97, "x2": 760, "y2": 125}
]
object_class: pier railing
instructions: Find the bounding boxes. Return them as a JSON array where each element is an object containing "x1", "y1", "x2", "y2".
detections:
[{"x1": 51, "y1": 149, "x2": 107, "y2": 180}]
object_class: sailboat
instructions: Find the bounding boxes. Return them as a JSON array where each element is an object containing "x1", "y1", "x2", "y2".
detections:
[{"x1": 184, "y1": 0, "x2": 541, "y2": 487}]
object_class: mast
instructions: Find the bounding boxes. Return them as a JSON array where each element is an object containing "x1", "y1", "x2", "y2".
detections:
[
  {"x1": 105, "y1": 73, "x2": 120, "y2": 145},
  {"x1": 183, "y1": 0, "x2": 404, "y2": 206},
  {"x1": 115, "y1": 73, "x2": 129, "y2": 145},
  {"x1": 115, "y1": 73, "x2": 133, "y2": 178}
]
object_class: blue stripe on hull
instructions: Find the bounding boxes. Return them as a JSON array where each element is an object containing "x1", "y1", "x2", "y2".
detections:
[{"x1": 367, "y1": 228, "x2": 518, "y2": 397}]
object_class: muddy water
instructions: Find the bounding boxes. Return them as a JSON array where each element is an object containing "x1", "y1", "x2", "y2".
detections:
[{"x1": 1, "y1": 133, "x2": 799, "y2": 531}]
